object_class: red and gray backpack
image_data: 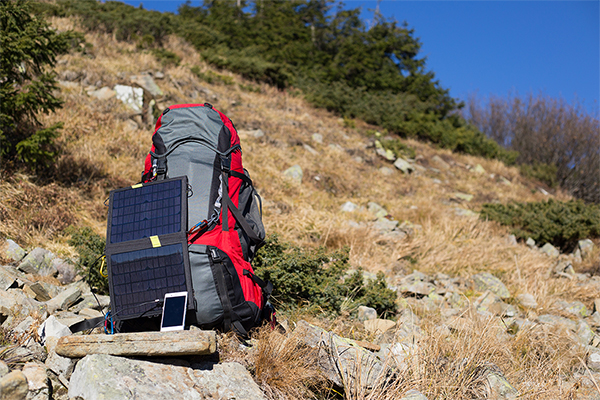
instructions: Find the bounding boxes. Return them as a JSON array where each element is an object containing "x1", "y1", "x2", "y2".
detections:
[{"x1": 142, "y1": 103, "x2": 271, "y2": 336}]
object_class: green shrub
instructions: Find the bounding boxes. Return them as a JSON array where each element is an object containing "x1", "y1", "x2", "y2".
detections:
[
  {"x1": 190, "y1": 66, "x2": 233, "y2": 86},
  {"x1": 519, "y1": 162, "x2": 558, "y2": 188},
  {"x1": 379, "y1": 138, "x2": 416, "y2": 160},
  {"x1": 0, "y1": 0, "x2": 70, "y2": 169},
  {"x1": 480, "y1": 199, "x2": 600, "y2": 252},
  {"x1": 150, "y1": 48, "x2": 180, "y2": 67},
  {"x1": 253, "y1": 235, "x2": 397, "y2": 316},
  {"x1": 67, "y1": 226, "x2": 108, "y2": 295}
]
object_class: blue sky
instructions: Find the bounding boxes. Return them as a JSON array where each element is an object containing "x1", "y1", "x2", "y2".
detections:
[{"x1": 123, "y1": 0, "x2": 599, "y2": 114}]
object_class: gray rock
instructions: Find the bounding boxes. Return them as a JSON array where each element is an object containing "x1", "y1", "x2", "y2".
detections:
[
  {"x1": 472, "y1": 272, "x2": 510, "y2": 299},
  {"x1": 13, "y1": 316, "x2": 35, "y2": 338},
  {"x1": 0, "y1": 370, "x2": 28, "y2": 400},
  {"x1": 45, "y1": 337, "x2": 76, "y2": 380},
  {"x1": 22, "y1": 362, "x2": 49, "y2": 398},
  {"x1": 481, "y1": 364, "x2": 519, "y2": 399},
  {"x1": 516, "y1": 293, "x2": 538, "y2": 309},
  {"x1": 454, "y1": 208, "x2": 478, "y2": 218},
  {"x1": 69, "y1": 354, "x2": 266, "y2": 400},
  {"x1": 2, "y1": 239, "x2": 26, "y2": 262},
  {"x1": 579, "y1": 239, "x2": 595, "y2": 259},
  {"x1": 282, "y1": 164, "x2": 303, "y2": 183},
  {"x1": 114, "y1": 84, "x2": 143, "y2": 113},
  {"x1": 375, "y1": 141, "x2": 395, "y2": 161},
  {"x1": 526, "y1": 238, "x2": 536, "y2": 248},
  {"x1": 373, "y1": 218, "x2": 399, "y2": 233},
  {"x1": 537, "y1": 314, "x2": 578, "y2": 332},
  {"x1": 588, "y1": 352, "x2": 600, "y2": 372},
  {"x1": 474, "y1": 291, "x2": 517, "y2": 317},
  {"x1": 0, "y1": 266, "x2": 18, "y2": 291},
  {"x1": 393, "y1": 157, "x2": 415, "y2": 174},
  {"x1": 357, "y1": 306, "x2": 377, "y2": 321},
  {"x1": 0, "y1": 361, "x2": 8, "y2": 378},
  {"x1": 397, "y1": 272, "x2": 435, "y2": 297},
  {"x1": 431, "y1": 155, "x2": 450, "y2": 170},
  {"x1": 87, "y1": 86, "x2": 115, "y2": 100},
  {"x1": 69, "y1": 295, "x2": 110, "y2": 313},
  {"x1": 472, "y1": 164, "x2": 486, "y2": 174},
  {"x1": 130, "y1": 74, "x2": 163, "y2": 97},
  {"x1": 576, "y1": 321, "x2": 595, "y2": 345},
  {"x1": 38, "y1": 316, "x2": 71, "y2": 345},
  {"x1": 61, "y1": 70, "x2": 80, "y2": 82},
  {"x1": 400, "y1": 389, "x2": 428, "y2": 400},
  {"x1": 540, "y1": 243, "x2": 560, "y2": 258},
  {"x1": 379, "y1": 166, "x2": 395, "y2": 176},
  {"x1": 24, "y1": 282, "x2": 51, "y2": 302},
  {"x1": 367, "y1": 202, "x2": 388, "y2": 219},
  {"x1": 303, "y1": 144, "x2": 318, "y2": 155},
  {"x1": 507, "y1": 235, "x2": 518, "y2": 246},
  {"x1": 52, "y1": 259, "x2": 77, "y2": 285},
  {"x1": 554, "y1": 300, "x2": 589, "y2": 318},
  {"x1": 45, "y1": 286, "x2": 82, "y2": 314},
  {"x1": 0, "y1": 289, "x2": 46, "y2": 322},
  {"x1": 311, "y1": 133, "x2": 323, "y2": 144},
  {"x1": 453, "y1": 192, "x2": 473, "y2": 202},
  {"x1": 340, "y1": 201, "x2": 359, "y2": 213},
  {"x1": 154, "y1": 71, "x2": 165, "y2": 79},
  {"x1": 17, "y1": 248, "x2": 57, "y2": 276},
  {"x1": 293, "y1": 320, "x2": 385, "y2": 389}
]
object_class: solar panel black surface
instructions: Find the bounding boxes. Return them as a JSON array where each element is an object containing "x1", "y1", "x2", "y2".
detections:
[
  {"x1": 109, "y1": 179, "x2": 182, "y2": 244},
  {"x1": 110, "y1": 244, "x2": 188, "y2": 319}
]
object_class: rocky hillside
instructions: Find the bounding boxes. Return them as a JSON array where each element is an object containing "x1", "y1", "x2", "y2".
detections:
[{"x1": 0, "y1": 15, "x2": 599, "y2": 400}]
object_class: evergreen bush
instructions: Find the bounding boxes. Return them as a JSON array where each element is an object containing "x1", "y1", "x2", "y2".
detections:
[
  {"x1": 67, "y1": 227, "x2": 108, "y2": 295},
  {"x1": 0, "y1": 0, "x2": 70, "y2": 169},
  {"x1": 480, "y1": 199, "x2": 600, "y2": 252},
  {"x1": 253, "y1": 235, "x2": 397, "y2": 316}
]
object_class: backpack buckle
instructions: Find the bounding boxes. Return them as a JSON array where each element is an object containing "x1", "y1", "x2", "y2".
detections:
[{"x1": 220, "y1": 156, "x2": 231, "y2": 173}]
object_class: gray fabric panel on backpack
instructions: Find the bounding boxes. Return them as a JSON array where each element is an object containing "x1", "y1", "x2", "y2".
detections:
[
  {"x1": 188, "y1": 244, "x2": 223, "y2": 325},
  {"x1": 157, "y1": 106, "x2": 224, "y2": 229}
]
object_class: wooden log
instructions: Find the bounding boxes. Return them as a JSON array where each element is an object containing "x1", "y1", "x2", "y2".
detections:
[{"x1": 55, "y1": 330, "x2": 217, "y2": 359}]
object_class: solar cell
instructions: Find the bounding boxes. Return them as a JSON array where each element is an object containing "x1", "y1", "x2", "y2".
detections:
[{"x1": 109, "y1": 179, "x2": 182, "y2": 244}]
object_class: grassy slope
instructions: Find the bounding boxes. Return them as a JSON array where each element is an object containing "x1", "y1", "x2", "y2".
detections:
[{"x1": 1, "y1": 17, "x2": 599, "y2": 398}]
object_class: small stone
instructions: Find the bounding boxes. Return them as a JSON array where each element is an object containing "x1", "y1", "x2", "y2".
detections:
[
  {"x1": 379, "y1": 166, "x2": 395, "y2": 176},
  {"x1": 0, "y1": 361, "x2": 8, "y2": 378},
  {"x1": 485, "y1": 367, "x2": 519, "y2": 399},
  {"x1": 0, "y1": 266, "x2": 18, "y2": 291},
  {"x1": 367, "y1": 202, "x2": 388, "y2": 219},
  {"x1": 499, "y1": 176, "x2": 512, "y2": 185},
  {"x1": 393, "y1": 157, "x2": 415, "y2": 174},
  {"x1": 453, "y1": 192, "x2": 474, "y2": 202},
  {"x1": 537, "y1": 314, "x2": 578, "y2": 331},
  {"x1": 588, "y1": 352, "x2": 600, "y2": 372},
  {"x1": 53, "y1": 259, "x2": 77, "y2": 285},
  {"x1": 555, "y1": 300, "x2": 589, "y2": 318},
  {"x1": 114, "y1": 84, "x2": 143, "y2": 113},
  {"x1": 340, "y1": 201, "x2": 359, "y2": 213},
  {"x1": 17, "y1": 248, "x2": 57, "y2": 276},
  {"x1": 311, "y1": 133, "x2": 323, "y2": 144},
  {"x1": 22, "y1": 363, "x2": 48, "y2": 392},
  {"x1": 0, "y1": 371, "x2": 28, "y2": 400},
  {"x1": 46, "y1": 286, "x2": 82, "y2": 314},
  {"x1": 526, "y1": 238, "x2": 536, "y2": 248},
  {"x1": 78, "y1": 308, "x2": 103, "y2": 319},
  {"x1": 472, "y1": 272, "x2": 510, "y2": 299},
  {"x1": 25, "y1": 282, "x2": 51, "y2": 302},
  {"x1": 454, "y1": 208, "x2": 478, "y2": 217},
  {"x1": 38, "y1": 316, "x2": 72, "y2": 345},
  {"x1": 507, "y1": 235, "x2": 518, "y2": 246},
  {"x1": 373, "y1": 218, "x2": 399, "y2": 233},
  {"x1": 154, "y1": 71, "x2": 165, "y2": 79},
  {"x1": 87, "y1": 86, "x2": 115, "y2": 100},
  {"x1": 2, "y1": 239, "x2": 26, "y2": 262},
  {"x1": 516, "y1": 293, "x2": 538, "y2": 309},
  {"x1": 579, "y1": 239, "x2": 595, "y2": 259},
  {"x1": 303, "y1": 144, "x2": 318, "y2": 155},
  {"x1": 472, "y1": 164, "x2": 486, "y2": 174},
  {"x1": 540, "y1": 243, "x2": 560, "y2": 258},
  {"x1": 282, "y1": 165, "x2": 303, "y2": 183},
  {"x1": 357, "y1": 306, "x2": 377, "y2": 321},
  {"x1": 431, "y1": 155, "x2": 450, "y2": 170},
  {"x1": 364, "y1": 318, "x2": 396, "y2": 334},
  {"x1": 130, "y1": 74, "x2": 163, "y2": 97},
  {"x1": 400, "y1": 389, "x2": 428, "y2": 400}
]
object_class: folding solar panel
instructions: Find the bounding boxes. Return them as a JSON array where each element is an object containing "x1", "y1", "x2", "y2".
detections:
[{"x1": 105, "y1": 177, "x2": 193, "y2": 326}]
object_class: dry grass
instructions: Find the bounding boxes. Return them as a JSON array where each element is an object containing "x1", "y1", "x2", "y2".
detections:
[{"x1": 1, "y1": 17, "x2": 598, "y2": 398}]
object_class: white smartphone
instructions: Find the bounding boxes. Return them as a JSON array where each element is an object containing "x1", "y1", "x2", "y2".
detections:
[{"x1": 160, "y1": 292, "x2": 188, "y2": 332}]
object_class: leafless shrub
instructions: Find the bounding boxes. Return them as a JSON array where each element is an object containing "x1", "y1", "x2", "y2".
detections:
[{"x1": 464, "y1": 92, "x2": 599, "y2": 202}]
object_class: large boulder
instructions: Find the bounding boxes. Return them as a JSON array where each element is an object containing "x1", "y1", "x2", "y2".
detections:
[
  {"x1": 69, "y1": 354, "x2": 266, "y2": 400},
  {"x1": 17, "y1": 248, "x2": 57, "y2": 277}
]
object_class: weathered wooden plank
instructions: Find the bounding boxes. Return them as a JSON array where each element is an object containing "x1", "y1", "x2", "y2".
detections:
[{"x1": 55, "y1": 330, "x2": 217, "y2": 358}]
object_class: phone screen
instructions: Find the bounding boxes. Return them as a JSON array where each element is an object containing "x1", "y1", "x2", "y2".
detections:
[{"x1": 161, "y1": 295, "x2": 186, "y2": 328}]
